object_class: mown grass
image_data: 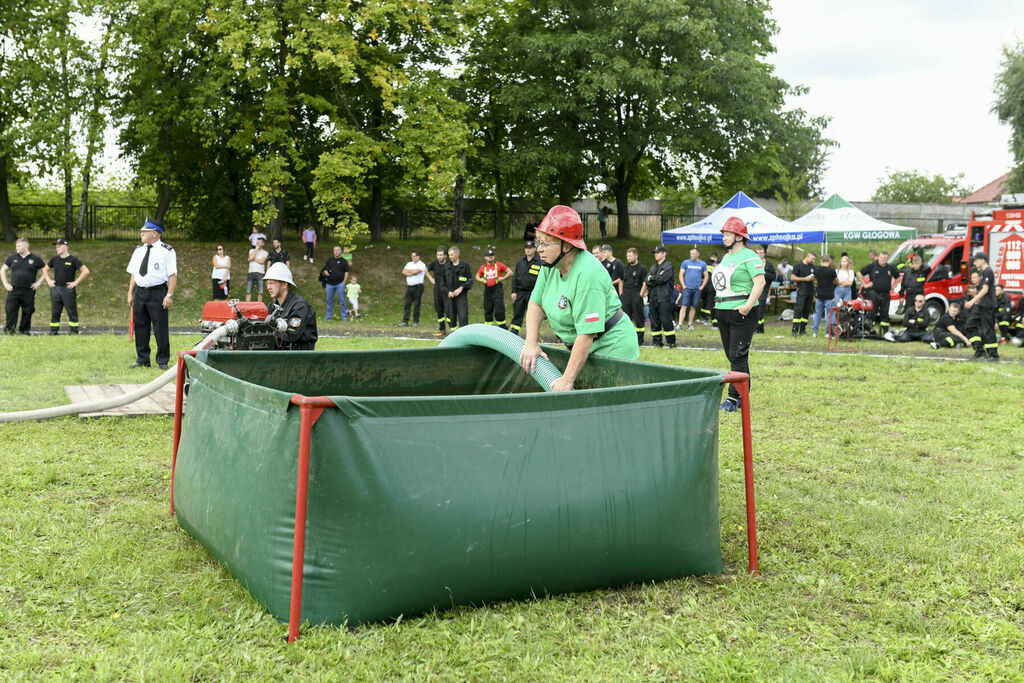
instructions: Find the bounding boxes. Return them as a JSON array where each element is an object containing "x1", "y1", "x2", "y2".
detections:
[{"x1": 1, "y1": 335, "x2": 1023, "y2": 678}]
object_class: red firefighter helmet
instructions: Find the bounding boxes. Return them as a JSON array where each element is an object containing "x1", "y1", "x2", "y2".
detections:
[
  {"x1": 537, "y1": 205, "x2": 586, "y2": 250},
  {"x1": 721, "y1": 216, "x2": 749, "y2": 241}
]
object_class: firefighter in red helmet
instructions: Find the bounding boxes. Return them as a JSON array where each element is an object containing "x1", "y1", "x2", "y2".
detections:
[
  {"x1": 713, "y1": 216, "x2": 765, "y2": 412},
  {"x1": 519, "y1": 205, "x2": 639, "y2": 391}
]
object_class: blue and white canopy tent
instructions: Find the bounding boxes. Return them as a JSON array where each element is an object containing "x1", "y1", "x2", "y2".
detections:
[{"x1": 661, "y1": 192, "x2": 821, "y2": 245}]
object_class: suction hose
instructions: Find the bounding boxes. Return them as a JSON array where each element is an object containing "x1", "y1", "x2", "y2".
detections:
[
  {"x1": 0, "y1": 321, "x2": 239, "y2": 423},
  {"x1": 439, "y1": 324, "x2": 563, "y2": 392}
]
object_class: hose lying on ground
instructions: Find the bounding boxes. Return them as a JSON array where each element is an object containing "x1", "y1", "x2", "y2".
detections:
[
  {"x1": 0, "y1": 322, "x2": 238, "y2": 423},
  {"x1": 439, "y1": 324, "x2": 563, "y2": 392}
]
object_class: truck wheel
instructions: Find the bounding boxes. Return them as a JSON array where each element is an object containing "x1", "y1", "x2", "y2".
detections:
[{"x1": 924, "y1": 299, "x2": 945, "y2": 325}]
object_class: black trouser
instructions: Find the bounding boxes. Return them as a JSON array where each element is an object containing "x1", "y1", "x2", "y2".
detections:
[
  {"x1": 976, "y1": 305, "x2": 998, "y2": 357},
  {"x1": 304, "y1": 242, "x2": 314, "y2": 260},
  {"x1": 433, "y1": 286, "x2": 449, "y2": 331},
  {"x1": 755, "y1": 296, "x2": 768, "y2": 333},
  {"x1": 133, "y1": 284, "x2": 170, "y2": 365},
  {"x1": 510, "y1": 291, "x2": 530, "y2": 334},
  {"x1": 896, "y1": 329, "x2": 931, "y2": 343},
  {"x1": 5, "y1": 287, "x2": 35, "y2": 333},
  {"x1": 864, "y1": 289, "x2": 891, "y2": 331},
  {"x1": 403, "y1": 283, "x2": 423, "y2": 323},
  {"x1": 701, "y1": 285, "x2": 716, "y2": 320},
  {"x1": 482, "y1": 284, "x2": 506, "y2": 327},
  {"x1": 716, "y1": 307, "x2": 756, "y2": 403},
  {"x1": 448, "y1": 292, "x2": 469, "y2": 329},
  {"x1": 649, "y1": 295, "x2": 676, "y2": 346},
  {"x1": 49, "y1": 286, "x2": 80, "y2": 333},
  {"x1": 792, "y1": 288, "x2": 813, "y2": 333},
  {"x1": 933, "y1": 328, "x2": 964, "y2": 347},
  {"x1": 621, "y1": 287, "x2": 644, "y2": 345},
  {"x1": 211, "y1": 279, "x2": 229, "y2": 300}
]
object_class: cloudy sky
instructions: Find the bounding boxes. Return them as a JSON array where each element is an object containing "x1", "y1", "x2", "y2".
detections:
[{"x1": 767, "y1": 0, "x2": 1023, "y2": 200}]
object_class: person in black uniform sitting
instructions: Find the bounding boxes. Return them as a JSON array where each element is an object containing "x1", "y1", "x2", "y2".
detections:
[
  {"x1": 858, "y1": 250, "x2": 902, "y2": 337},
  {"x1": 789, "y1": 252, "x2": 816, "y2": 336},
  {"x1": 263, "y1": 262, "x2": 317, "y2": 350},
  {"x1": 994, "y1": 283, "x2": 1013, "y2": 341},
  {"x1": 509, "y1": 241, "x2": 542, "y2": 335},
  {"x1": 931, "y1": 300, "x2": 969, "y2": 349},
  {"x1": 621, "y1": 247, "x2": 648, "y2": 345},
  {"x1": 888, "y1": 294, "x2": 930, "y2": 343},
  {"x1": 646, "y1": 245, "x2": 675, "y2": 348}
]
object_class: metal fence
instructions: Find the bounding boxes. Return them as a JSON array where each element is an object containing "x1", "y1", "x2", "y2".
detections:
[{"x1": 6, "y1": 202, "x2": 959, "y2": 243}]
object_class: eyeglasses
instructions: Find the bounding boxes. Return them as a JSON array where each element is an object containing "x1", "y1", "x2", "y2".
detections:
[{"x1": 535, "y1": 241, "x2": 558, "y2": 251}]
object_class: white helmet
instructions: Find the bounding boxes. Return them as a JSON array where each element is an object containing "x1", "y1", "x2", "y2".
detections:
[{"x1": 263, "y1": 262, "x2": 295, "y2": 286}]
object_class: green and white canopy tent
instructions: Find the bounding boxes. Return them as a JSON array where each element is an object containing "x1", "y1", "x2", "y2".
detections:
[{"x1": 792, "y1": 194, "x2": 917, "y2": 251}]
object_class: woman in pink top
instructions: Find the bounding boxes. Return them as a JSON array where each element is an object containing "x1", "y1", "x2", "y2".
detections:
[{"x1": 302, "y1": 225, "x2": 317, "y2": 262}]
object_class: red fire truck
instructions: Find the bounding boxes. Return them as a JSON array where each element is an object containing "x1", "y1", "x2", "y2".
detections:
[{"x1": 888, "y1": 205, "x2": 1023, "y2": 323}]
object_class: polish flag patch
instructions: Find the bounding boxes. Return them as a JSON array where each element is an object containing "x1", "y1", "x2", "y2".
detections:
[{"x1": 585, "y1": 312, "x2": 600, "y2": 323}]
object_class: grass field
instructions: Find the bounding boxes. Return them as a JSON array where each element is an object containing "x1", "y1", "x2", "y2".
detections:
[{"x1": 2, "y1": 334, "x2": 1023, "y2": 679}]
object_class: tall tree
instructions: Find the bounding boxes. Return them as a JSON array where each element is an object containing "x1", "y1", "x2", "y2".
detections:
[
  {"x1": 994, "y1": 41, "x2": 1024, "y2": 193},
  {"x1": 872, "y1": 169, "x2": 972, "y2": 204}
]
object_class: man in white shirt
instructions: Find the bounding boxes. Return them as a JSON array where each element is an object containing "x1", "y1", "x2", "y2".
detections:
[
  {"x1": 399, "y1": 250, "x2": 427, "y2": 327},
  {"x1": 126, "y1": 217, "x2": 177, "y2": 369},
  {"x1": 247, "y1": 237, "x2": 268, "y2": 303}
]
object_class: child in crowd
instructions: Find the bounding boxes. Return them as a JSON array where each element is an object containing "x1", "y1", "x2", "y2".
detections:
[{"x1": 347, "y1": 275, "x2": 361, "y2": 318}]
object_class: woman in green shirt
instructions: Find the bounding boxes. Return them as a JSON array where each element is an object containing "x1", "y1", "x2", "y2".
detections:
[
  {"x1": 519, "y1": 205, "x2": 639, "y2": 391},
  {"x1": 713, "y1": 217, "x2": 766, "y2": 412}
]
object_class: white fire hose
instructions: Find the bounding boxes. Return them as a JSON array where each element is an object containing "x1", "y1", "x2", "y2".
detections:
[{"x1": 0, "y1": 319, "x2": 264, "y2": 423}]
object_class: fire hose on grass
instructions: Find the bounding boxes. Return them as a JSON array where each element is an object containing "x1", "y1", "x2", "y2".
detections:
[{"x1": 0, "y1": 315, "x2": 289, "y2": 424}]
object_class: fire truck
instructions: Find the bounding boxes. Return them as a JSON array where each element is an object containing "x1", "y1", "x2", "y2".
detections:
[{"x1": 888, "y1": 205, "x2": 1023, "y2": 323}]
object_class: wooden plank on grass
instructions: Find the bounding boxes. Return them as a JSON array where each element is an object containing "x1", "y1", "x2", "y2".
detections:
[{"x1": 64, "y1": 383, "x2": 178, "y2": 418}]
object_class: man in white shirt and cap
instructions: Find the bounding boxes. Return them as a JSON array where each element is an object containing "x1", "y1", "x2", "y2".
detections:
[{"x1": 126, "y1": 217, "x2": 177, "y2": 369}]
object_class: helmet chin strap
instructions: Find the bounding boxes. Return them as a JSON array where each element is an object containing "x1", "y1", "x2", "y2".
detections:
[{"x1": 541, "y1": 244, "x2": 571, "y2": 268}]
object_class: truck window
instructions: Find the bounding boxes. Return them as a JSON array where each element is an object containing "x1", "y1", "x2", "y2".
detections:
[{"x1": 928, "y1": 245, "x2": 963, "y2": 282}]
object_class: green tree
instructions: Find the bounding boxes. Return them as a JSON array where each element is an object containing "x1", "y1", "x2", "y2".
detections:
[
  {"x1": 993, "y1": 41, "x2": 1024, "y2": 193},
  {"x1": 872, "y1": 169, "x2": 973, "y2": 204},
  {"x1": 470, "y1": 0, "x2": 832, "y2": 239}
]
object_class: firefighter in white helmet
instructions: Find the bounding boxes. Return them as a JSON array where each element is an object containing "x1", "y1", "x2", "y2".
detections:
[{"x1": 263, "y1": 262, "x2": 318, "y2": 350}]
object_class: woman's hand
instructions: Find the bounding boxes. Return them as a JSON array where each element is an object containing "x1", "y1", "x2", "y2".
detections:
[{"x1": 519, "y1": 341, "x2": 548, "y2": 374}]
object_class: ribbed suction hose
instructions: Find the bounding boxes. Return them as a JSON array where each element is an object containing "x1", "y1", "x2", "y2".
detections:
[
  {"x1": 0, "y1": 322, "x2": 238, "y2": 423},
  {"x1": 439, "y1": 324, "x2": 563, "y2": 392}
]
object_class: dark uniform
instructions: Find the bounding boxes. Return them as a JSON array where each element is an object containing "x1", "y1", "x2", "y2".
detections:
[
  {"x1": 995, "y1": 290, "x2": 1013, "y2": 340},
  {"x1": 974, "y1": 266, "x2": 998, "y2": 359},
  {"x1": 621, "y1": 260, "x2": 648, "y2": 345},
  {"x1": 4, "y1": 252, "x2": 45, "y2": 334},
  {"x1": 646, "y1": 255, "x2": 676, "y2": 347},
  {"x1": 603, "y1": 257, "x2": 625, "y2": 289},
  {"x1": 274, "y1": 290, "x2": 318, "y2": 350},
  {"x1": 895, "y1": 306, "x2": 930, "y2": 342},
  {"x1": 790, "y1": 260, "x2": 815, "y2": 335},
  {"x1": 510, "y1": 253, "x2": 542, "y2": 334},
  {"x1": 754, "y1": 260, "x2": 775, "y2": 333},
  {"x1": 47, "y1": 252, "x2": 85, "y2": 334},
  {"x1": 859, "y1": 261, "x2": 901, "y2": 334},
  {"x1": 427, "y1": 259, "x2": 451, "y2": 332},
  {"x1": 933, "y1": 311, "x2": 965, "y2": 348},
  {"x1": 963, "y1": 296, "x2": 983, "y2": 352},
  {"x1": 902, "y1": 265, "x2": 927, "y2": 304},
  {"x1": 446, "y1": 259, "x2": 472, "y2": 329},
  {"x1": 700, "y1": 258, "x2": 718, "y2": 322}
]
